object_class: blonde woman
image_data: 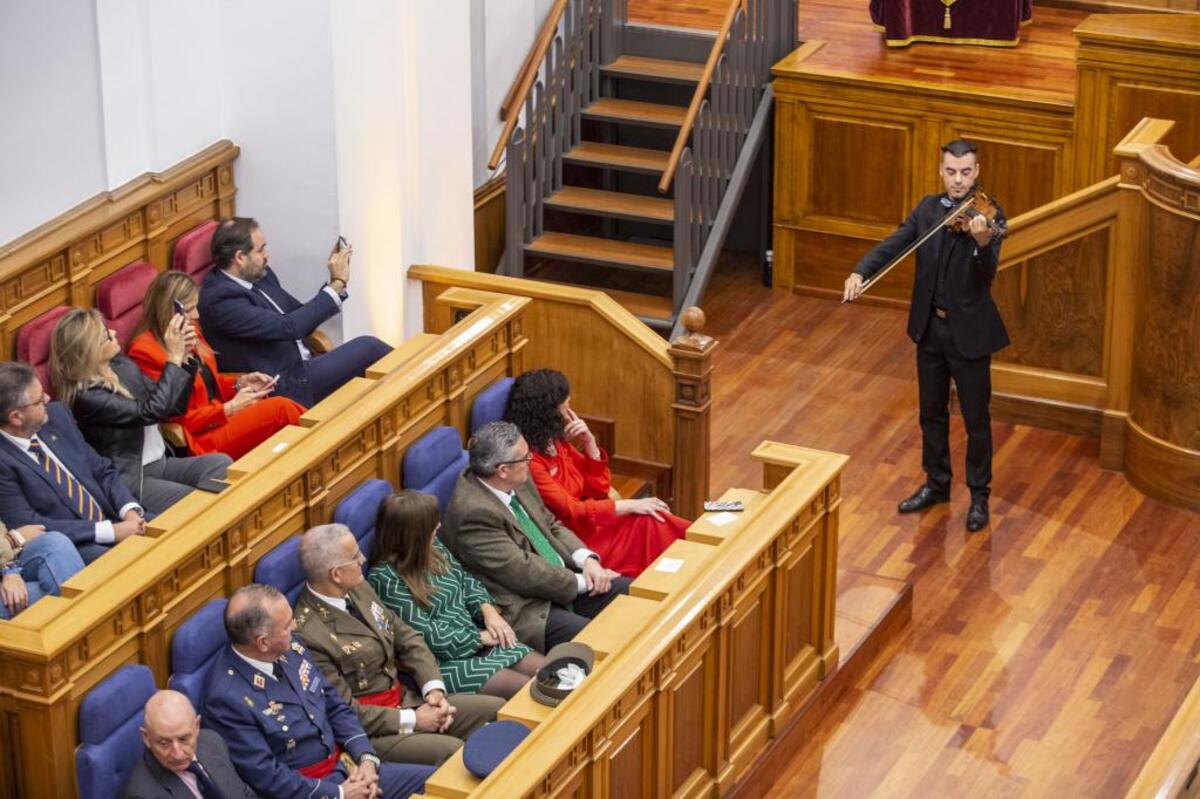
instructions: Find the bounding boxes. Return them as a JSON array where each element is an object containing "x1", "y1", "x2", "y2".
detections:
[
  {"x1": 49, "y1": 308, "x2": 231, "y2": 514},
  {"x1": 128, "y1": 271, "x2": 304, "y2": 460}
]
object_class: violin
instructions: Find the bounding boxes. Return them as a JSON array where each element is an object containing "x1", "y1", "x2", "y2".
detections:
[{"x1": 947, "y1": 188, "x2": 1007, "y2": 241}]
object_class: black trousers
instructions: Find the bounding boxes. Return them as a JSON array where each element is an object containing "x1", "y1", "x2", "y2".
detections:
[
  {"x1": 543, "y1": 576, "x2": 632, "y2": 651},
  {"x1": 917, "y1": 314, "x2": 992, "y2": 499}
]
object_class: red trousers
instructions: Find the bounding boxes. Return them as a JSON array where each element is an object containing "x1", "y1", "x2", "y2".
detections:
[{"x1": 190, "y1": 397, "x2": 305, "y2": 460}]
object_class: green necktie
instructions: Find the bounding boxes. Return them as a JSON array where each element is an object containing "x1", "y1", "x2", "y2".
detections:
[{"x1": 509, "y1": 495, "x2": 564, "y2": 568}]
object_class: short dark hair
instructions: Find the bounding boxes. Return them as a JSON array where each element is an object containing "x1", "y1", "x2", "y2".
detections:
[
  {"x1": 224, "y1": 584, "x2": 284, "y2": 645},
  {"x1": 210, "y1": 217, "x2": 259, "y2": 270},
  {"x1": 941, "y1": 139, "x2": 978, "y2": 160},
  {"x1": 0, "y1": 362, "x2": 38, "y2": 417}
]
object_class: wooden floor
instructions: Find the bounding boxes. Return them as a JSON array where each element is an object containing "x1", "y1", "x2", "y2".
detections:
[
  {"x1": 630, "y1": 0, "x2": 1085, "y2": 103},
  {"x1": 700, "y1": 255, "x2": 1200, "y2": 797}
]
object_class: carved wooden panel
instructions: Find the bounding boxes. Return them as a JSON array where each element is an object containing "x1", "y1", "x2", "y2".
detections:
[
  {"x1": 1130, "y1": 207, "x2": 1200, "y2": 449},
  {"x1": 778, "y1": 525, "x2": 817, "y2": 693},
  {"x1": 810, "y1": 115, "x2": 912, "y2": 225},
  {"x1": 723, "y1": 565, "x2": 773, "y2": 781},
  {"x1": 994, "y1": 226, "x2": 1110, "y2": 377},
  {"x1": 598, "y1": 693, "x2": 656, "y2": 799},
  {"x1": 658, "y1": 630, "x2": 720, "y2": 798}
]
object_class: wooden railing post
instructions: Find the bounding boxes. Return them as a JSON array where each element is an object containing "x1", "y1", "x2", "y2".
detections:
[{"x1": 670, "y1": 307, "x2": 716, "y2": 520}]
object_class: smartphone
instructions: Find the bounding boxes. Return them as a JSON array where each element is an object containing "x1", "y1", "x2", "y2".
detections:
[
  {"x1": 271, "y1": 373, "x2": 280, "y2": 385},
  {"x1": 195, "y1": 478, "x2": 229, "y2": 494},
  {"x1": 336, "y1": 235, "x2": 349, "y2": 252},
  {"x1": 172, "y1": 299, "x2": 186, "y2": 316}
]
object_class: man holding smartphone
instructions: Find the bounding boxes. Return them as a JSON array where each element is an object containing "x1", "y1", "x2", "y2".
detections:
[{"x1": 198, "y1": 218, "x2": 393, "y2": 407}]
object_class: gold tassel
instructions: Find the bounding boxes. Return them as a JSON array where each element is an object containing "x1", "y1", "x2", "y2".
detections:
[{"x1": 942, "y1": 0, "x2": 956, "y2": 30}]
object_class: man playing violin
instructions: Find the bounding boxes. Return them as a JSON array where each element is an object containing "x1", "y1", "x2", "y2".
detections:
[{"x1": 842, "y1": 139, "x2": 1009, "y2": 532}]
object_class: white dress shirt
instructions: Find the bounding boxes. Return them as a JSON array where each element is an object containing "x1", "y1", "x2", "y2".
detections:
[
  {"x1": 477, "y1": 477, "x2": 598, "y2": 595},
  {"x1": 221, "y1": 270, "x2": 343, "y2": 362},
  {"x1": 0, "y1": 429, "x2": 142, "y2": 543},
  {"x1": 306, "y1": 585, "x2": 445, "y2": 735}
]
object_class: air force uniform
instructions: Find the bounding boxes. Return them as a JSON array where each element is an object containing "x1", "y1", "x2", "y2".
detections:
[{"x1": 202, "y1": 640, "x2": 434, "y2": 799}]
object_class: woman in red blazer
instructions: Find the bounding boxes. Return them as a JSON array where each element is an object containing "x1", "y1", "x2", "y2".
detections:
[{"x1": 128, "y1": 271, "x2": 305, "y2": 460}]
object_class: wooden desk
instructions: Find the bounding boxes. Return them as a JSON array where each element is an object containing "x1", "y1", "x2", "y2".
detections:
[
  {"x1": 628, "y1": 538, "x2": 719, "y2": 602},
  {"x1": 686, "y1": 487, "x2": 767, "y2": 546}
]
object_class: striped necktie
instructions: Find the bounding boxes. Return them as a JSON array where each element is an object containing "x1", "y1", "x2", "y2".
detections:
[
  {"x1": 27, "y1": 436, "x2": 104, "y2": 522},
  {"x1": 508, "y1": 495, "x2": 564, "y2": 568}
]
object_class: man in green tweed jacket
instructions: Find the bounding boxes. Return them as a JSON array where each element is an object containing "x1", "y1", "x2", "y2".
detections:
[{"x1": 293, "y1": 523, "x2": 502, "y2": 766}]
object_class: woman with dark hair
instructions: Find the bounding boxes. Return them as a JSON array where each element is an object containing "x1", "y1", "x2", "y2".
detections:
[
  {"x1": 366, "y1": 490, "x2": 544, "y2": 699},
  {"x1": 505, "y1": 369, "x2": 688, "y2": 577}
]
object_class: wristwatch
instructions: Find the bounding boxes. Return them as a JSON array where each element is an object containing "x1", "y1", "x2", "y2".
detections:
[
  {"x1": 358, "y1": 753, "x2": 381, "y2": 769},
  {"x1": 2, "y1": 562, "x2": 21, "y2": 575}
]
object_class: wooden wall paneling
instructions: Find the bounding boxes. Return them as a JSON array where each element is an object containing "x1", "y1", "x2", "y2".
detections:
[
  {"x1": 656, "y1": 615, "x2": 722, "y2": 798},
  {"x1": 474, "y1": 174, "x2": 507, "y2": 273},
  {"x1": 591, "y1": 676, "x2": 659, "y2": 799},
  {"x1": 769, "y1": 513, "x2": 820, "y2": 734}
]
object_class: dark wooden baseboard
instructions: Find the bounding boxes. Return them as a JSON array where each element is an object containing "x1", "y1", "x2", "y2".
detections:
[{"x1": 990, "y1": 391, "x2": 1103, "y2": 438}]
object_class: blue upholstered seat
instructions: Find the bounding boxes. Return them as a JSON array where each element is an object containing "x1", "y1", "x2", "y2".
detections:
[
  {"x1": 402, "y1": 426, "x2": 468, "y2": 515},
  {"x1": 76, "y1": 664, "x2": 156, "y2": 799},
  {"x1": 469, "y1": 378, "x2": 514, "y2": 435},
  {"x1": 334, "y1": 478, "x2": 393, "y2": 566},
  {"x1": 168, "y1": 598, "x2": 229, "y2": 710},
  {"x1": 254, "y1": 536, "x2": 305, "y2": 605}
]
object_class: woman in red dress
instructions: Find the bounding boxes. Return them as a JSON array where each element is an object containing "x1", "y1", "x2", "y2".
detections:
[
  {"x1": 128, "y1": 270, "x2": 306, "y2": 460},
  {"x1": 505, "y1": 369, "x2": 688, "y2": 577}
]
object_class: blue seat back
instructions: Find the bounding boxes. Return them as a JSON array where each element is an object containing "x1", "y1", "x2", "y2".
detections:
[
  {"x1": 254, "y1": 536, "x2": 305, "y2": 605},
  {"x1": 402, "y1": 426, "x2": 468, "y2": 516},
  {"x1": 334, "y1": 479, "x2": 393, "y2": 567},
  {"x1": 76, "y1": 664, "x2": 156, "y2": 799},
  {"x1": 168, "y1": 598, "x2": 229, "y2": 710},
  {"x1": 470, "y1": 377, "x2": 514, "y2": 435}
]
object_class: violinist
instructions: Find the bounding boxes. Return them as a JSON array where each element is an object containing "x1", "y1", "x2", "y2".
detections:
[{"x1": 842, "y1": 139, "x2": 1009, "y2": 532}]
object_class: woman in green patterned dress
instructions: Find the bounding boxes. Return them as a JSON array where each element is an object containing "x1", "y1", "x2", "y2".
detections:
[{"x1": 367, "y1": 490, "x2": 545, "y2": 699}]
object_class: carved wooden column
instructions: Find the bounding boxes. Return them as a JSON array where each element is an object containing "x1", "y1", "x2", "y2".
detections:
[{"x1": 670, "y1": 307, "x2": 716, "y2": 521}]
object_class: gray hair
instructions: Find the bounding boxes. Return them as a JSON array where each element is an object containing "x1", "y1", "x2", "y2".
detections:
[
  {"x1": 0, "y1": 362, "x2": 37, "y2": 418},
  {"x1": 468, "y1": 421, "x2": 523, "y2": 477},
  {"x1": 224, "y1": 583, "x2": 285, "y2": 645},
  {"x1": 299, "y1": 523, "x2": 355, "y2": 578}
]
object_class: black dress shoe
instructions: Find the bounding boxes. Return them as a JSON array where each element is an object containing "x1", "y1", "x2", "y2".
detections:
[
  {"x1": 897, "y1": 485, "x2": 950, "y2": 513},
  {"x1": 966, "y1": 497, "x2": 989, "y2": 532}
]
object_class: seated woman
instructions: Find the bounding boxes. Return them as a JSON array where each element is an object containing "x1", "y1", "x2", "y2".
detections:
[
  {"x1": 128, "y1": 271, "x2": 305, "y2": 460},
  {"x1": 50, "y1": 308, "x2": 231, "y2": 515},
  {"x1": 506, "y1": 369, "x2": 689, "y2": 577},
  {"x1": 367, "y1": 490, "x2": 544, "y2": 700},
  {"x1": 1, "y1": 522, "x2": 84, "y2": 620}
]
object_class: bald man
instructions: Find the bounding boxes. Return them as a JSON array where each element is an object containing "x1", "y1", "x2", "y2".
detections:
[{"x1": 122, "y1": 689, "x2": 258, "y2": 798}]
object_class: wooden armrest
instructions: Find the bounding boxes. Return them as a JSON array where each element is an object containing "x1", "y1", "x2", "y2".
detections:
[
  {"x1": 306, "y1": 330, "x2": 333, "y2": 355},
  {"x1": 160, "y1": 423, "x2": 188, "y2": 450}
]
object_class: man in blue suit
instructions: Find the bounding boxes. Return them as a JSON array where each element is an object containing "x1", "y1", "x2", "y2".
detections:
[
  {"x1": 0, "y1": 362, "x2": 145, "y2": 564},
  {"x1": 204, "y1": 583, "x2": 434, "y2": 799},
  {"x1": 198, "y1": 218, "x2": 392, "y2": 407}
]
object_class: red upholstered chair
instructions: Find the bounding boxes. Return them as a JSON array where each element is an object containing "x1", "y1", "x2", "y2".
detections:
[
  {"x1": 16, "y1": 305, "x2": 71, "y2": 397},
  {"x1": 172, "y1": 220, "x2": 218, "y2": 283},
  {"x1": 95, "y1": 261, "x2": 158, "y2": 348}
]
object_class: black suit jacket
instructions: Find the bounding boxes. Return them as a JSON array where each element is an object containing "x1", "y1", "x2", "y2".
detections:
[
  {"x1": 120, "y1": 728, "x2": 260, "y2": 799},
  {"x1": 0, "y1": 402, "x2": 138, "y2": 563},
  {"x1": 197, "y1": 267, "x2": 340, "y2": 406},
  {"x1": 854, "y1": 193, "x2": 1010, "y2": 359}
]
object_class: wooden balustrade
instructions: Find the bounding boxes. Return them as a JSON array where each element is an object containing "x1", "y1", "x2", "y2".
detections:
[
  {"x1": 418, "y1": 440, "x2": 846, "y2": 798},
  {"x1": 1126, "y1": 674, "x2": 1200, "y2": 799},
  {"x1": 409, "y1": 265, "x2": 714, "y2": 520}
]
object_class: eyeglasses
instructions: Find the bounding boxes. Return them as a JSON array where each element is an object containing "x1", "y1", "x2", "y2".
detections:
[
  {"x1": 498, "y1": 454, "x2": 533, "y2": 467},
  {"x1": 331, "y1": 549, "x2": 366, "y2": 571},
  {"x1": 12, "y1": 394, "x2": 48, "y2": 411}
]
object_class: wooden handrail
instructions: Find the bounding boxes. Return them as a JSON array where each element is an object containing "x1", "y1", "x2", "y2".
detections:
[
  {"x1": 487, "y1": 0, "x2": 568, "y2": 171},
  {"x1": 657, "y1": 0, "x2": 745, "y2": 193}
]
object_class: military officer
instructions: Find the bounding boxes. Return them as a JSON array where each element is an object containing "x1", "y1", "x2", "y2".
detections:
[
  {"x1": 203, "y1": 583, "x2": 435, "y2": 799},
  {"x1": 294, "y1": 523, "x2": 504, "y2": 765}
]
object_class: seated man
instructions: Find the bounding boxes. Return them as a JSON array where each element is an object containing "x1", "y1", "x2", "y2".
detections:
[
  {"x1": 203, "y1": 584, "x2": 434, "y2": 799},
  {"x1": 198, "y1": 217, "x2": 392, "y2": 407},
  {"x1": 294, "y1": 524, "x2": 503, "y2": 765},
  {"x1": 0, "y1": 362, "x2": 145, "y2": 564},
  {"x1": 1, "y1": 521, "x2": 85, "y2": 620},
  {"x1": 122, "y1": 689, "x2": 257, "y2": 799},
  {"x1": 441, "y1": 421, "x2": 631, "y2": 654}
]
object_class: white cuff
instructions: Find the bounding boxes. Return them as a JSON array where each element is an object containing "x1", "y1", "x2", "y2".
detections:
[
  {"x1": 399, "y1": 708, "x2": 416, "y2": 735},
  {"x1": 421, "y1": 680, "x2": 446, "y2": 696},
  {"x1": 118, "y1": 502, "x2": 143, "y2": 519},
  {"x1": 322, "y1": 285, "x2": 344, "y2": 308},
  {"x1": 94, "y1": 521, "x2": 114, "y2": 544},
  {"x1": 571, "y1": 548, "x2": 599, "y2": 569},
  {"x1": 576, "y1": 574, "x2": 587, "y2": 595}
]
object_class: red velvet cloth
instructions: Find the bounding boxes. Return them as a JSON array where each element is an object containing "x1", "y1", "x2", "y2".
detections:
[
  {"x1": 869, "y1": 0, "x2": 1032, "y2": 46},
  {"x1": 530, "y1": 441, "x2": 688, "y2": 578}
]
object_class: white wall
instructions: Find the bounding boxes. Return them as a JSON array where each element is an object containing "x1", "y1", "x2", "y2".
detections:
[{"x1": 0, "y1": 0, "x2": 107, "y2": 245}]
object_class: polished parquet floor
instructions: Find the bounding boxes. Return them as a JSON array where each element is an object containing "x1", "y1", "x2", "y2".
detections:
[{"x1": 700, "y1": 256, "x2": 1200, "y2": 797}]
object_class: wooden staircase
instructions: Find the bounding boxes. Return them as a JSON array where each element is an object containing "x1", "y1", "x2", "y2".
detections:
[{"x1": 492, "y1": 0, "x2": 797, "y2": 335}]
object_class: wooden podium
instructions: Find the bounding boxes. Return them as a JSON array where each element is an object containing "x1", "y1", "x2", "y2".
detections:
[{"x1": 869, "y1": 0, "x2": 1033, "y2": 47}]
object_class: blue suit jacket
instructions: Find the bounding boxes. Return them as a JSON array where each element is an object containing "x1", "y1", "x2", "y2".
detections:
[
  {"x1": 198, "y1": 267, "x2": 340, "y2": 406},
  {"x1": 0, "y1": 403, "x2": 138, "y2": 563},
  {"x1": 203, "y1": 640, "x2": 377, "y2": 799}
]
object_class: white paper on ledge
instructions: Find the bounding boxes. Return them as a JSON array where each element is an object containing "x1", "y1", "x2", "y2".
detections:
[
  {"x1": 707, "y1": 511, "x2": 739, "y2": 527},
  {"x1": 655, "y1": 557, "x2": 684, "y2": 573}
]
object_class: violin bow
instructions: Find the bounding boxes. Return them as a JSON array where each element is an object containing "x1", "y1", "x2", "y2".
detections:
[{"x1": 842, "y1": 193, "x2": 977, "y2": 304}]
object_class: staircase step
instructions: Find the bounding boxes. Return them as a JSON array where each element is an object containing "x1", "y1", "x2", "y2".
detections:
[
  {"x1": 612, "y1": 474, "x2": 653, "y2": 500},
  {"x1": 603, "y1": 287, "x2": 674, "y2": 323},
  {"x1": 582, "y1": 98, "x2": 687, "y2": 129},
  {"x1": 563, "y1": 142, "x2": 670, "y2": 175},
  {"x1": 601, "y1": 56, "x2": 704, "y2": 84},
  {"x1": 546, "y1": 187, "x2": 674, "y2": 224},
  {"x1": 526, "y1": 232, "x2": 673, "y2": 273}
]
